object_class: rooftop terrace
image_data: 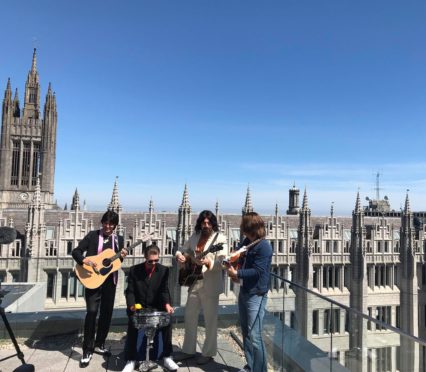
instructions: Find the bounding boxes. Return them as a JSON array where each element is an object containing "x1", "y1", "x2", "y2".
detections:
[{"x1": 0, "y1": 324, "x2": 245, "y2": 372}]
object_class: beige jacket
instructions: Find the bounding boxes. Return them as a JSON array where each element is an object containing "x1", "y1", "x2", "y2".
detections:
[{"x1": 177, "y1": 232, "x2": 228, "y2": 296}]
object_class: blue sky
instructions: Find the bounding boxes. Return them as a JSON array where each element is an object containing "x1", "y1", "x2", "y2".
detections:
[{"x1": 1, "y1": 1, "x2": 426, "y2": 215}]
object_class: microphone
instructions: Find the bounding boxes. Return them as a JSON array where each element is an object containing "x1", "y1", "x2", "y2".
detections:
[{"x1": 0, "y1": 226, "x2": 17, "y2": 244}]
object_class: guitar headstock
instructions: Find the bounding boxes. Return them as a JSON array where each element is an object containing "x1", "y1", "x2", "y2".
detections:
[
  {"x1": 140, "y1": 232, "x2": 155, "y2": 242},
  {"x1": 126, "y1": 232, "x2": 154, "y2": 251},
  {"x1": 209, "y1": 242, "x2": 224, "y2": 254}
]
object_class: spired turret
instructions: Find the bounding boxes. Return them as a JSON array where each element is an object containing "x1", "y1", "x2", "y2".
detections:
[{"x1": 23, "y1": 48, "x2": 41, "y2": 120}]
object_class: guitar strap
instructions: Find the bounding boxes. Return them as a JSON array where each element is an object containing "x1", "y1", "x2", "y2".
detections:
[{"x1": 206, "y1": 232, "x2": 219, "y2": 253}]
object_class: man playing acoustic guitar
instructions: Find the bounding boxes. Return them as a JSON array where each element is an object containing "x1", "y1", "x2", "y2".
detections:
[
  {"x1": 72, "y1": 210, "x2": 127, "y2": 367},
  {"x1": 175, "y1": 210, "x2": 228, "y2": 365}
]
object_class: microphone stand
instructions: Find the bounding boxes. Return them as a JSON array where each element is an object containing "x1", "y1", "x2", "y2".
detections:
[{"x1": 0, "y1": 289, "x2": 34, "y2": 371}]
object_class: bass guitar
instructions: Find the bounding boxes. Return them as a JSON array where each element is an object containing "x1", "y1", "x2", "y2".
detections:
[
  {"x1": 178, "y1": 243, "x2": 224, "y2": 287},
  {"x1": 75, "y1": 234, "x2": 152, "y2": 289}
]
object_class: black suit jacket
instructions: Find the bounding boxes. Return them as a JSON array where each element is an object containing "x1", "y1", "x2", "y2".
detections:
[
  {"x1": 72, "y1": 229, "x2": 125, "y2": 266},
  {"x1": 125, "y1": 262, "x2": 171, "y2": 312}
]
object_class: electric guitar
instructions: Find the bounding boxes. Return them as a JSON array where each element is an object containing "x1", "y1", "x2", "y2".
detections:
[
  {"x1": 178, "y1": 243, "x2": 224, "y2": 287},
  {"x1": 75, "y1": 234, "x2": 153, "y2": 289}
]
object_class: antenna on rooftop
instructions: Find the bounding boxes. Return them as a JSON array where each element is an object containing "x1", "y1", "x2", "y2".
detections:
[{"x1": 375, "y1": 171, "x2": 381, "y2": 200}]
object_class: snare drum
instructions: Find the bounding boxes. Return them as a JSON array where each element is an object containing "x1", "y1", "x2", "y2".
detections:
[{"x1": 131, "y1": 310, "x2": 171, "y2": 330}]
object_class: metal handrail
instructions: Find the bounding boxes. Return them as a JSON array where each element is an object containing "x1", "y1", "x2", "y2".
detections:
[{"x1": 270, "y1": 272, "x2": 426, "y2": 348}]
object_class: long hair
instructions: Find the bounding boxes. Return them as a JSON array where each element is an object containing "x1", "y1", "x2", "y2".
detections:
[
  {"x1": 194, "y1": 210, "x2": 219, "y2": 233},
  {"x1": 240, "y1": 212, "x2": 266, "y2": 239}
]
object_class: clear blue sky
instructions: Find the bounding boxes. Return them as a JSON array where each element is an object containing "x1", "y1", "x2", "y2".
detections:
[{"x1": 1, "y1": 1, "x2": 426, "y2": 215}]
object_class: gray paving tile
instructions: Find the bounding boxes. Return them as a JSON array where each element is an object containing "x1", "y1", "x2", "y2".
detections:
[{"x1": 0, "y1": 326, "x2": 245, "y2": 372}]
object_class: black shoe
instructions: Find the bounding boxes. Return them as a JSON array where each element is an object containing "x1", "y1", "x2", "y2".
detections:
[
  {"x1": 94, "y1": 343, "x2": 111, "y2": 356},
  {"x1": 80, "y1": 351, "x2": 92, "y2": 367}
]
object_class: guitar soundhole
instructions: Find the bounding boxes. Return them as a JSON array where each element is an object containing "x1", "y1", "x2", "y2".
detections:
[{"x1": 102, "y1": 258, "x2": 112, "y2": 267}]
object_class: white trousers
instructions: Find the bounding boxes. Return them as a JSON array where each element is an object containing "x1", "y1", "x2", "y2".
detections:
[{"x1": 181, "y1": 281, "x2": 219, "y2": 357}]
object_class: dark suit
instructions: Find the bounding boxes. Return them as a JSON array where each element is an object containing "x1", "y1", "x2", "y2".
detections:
[
  {"x1": 124, "y1": 262, "x2": 173, "y2": 361},
  {"x1": 72, "y1": 230, "x2": 124, "y2": 353}
]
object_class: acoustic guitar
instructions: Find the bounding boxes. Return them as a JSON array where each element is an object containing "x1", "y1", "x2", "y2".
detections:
[
  {"x1": 178, "y1": 243, "x2": 224, "y2": 287},
  {"x1": 75, "y1": 234, "x2": 152, "y2": 289}
]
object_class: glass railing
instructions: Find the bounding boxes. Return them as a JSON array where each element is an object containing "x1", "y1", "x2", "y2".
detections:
[{"x1": 251, "y1": 273, "x2": 426, "y2": 372}]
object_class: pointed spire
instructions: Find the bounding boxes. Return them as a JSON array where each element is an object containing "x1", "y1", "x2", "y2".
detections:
[
  {"x1": 45, "y1": 83, "x2": 53, "y2": 108},
  {"x1": 71, "y1": 188, "x2": 80, "y2": 210},
  {"x1": 5, "y1": 78, "x2": 11, "y2": 93},
  {"x1": 149, "y1": 197, "x2": 154, "y2": 213},
  {"x1": 13, "y1": 88, "x2": 20, "y2": 117},
  {"x1": 354, "y1": 191, "x2": 362, "y2": 213},
  {"x1": 31, "y1": 48, "x2": 37, "y2": 73},
  {"x1": 404, "y1": 190, "x2": 411, "y2": 214},
  {"x1": 242, "y1": 185, "x2": 253, "y2": 214},
  {"x1": 215, "y1": 200, "x2": 219, "y2": 217},
  {"x1": 108, "y1": 176, "x2": 121, "y2": 212},
  {"x1": 181, "y1": 184, "x2": 190, "y2": 208},
  {"x1": 4, "y1": 78, "x2": 12, "y2": 100},
  {"x1": 330, "y1": 202, "x2": 334, "y2": 218},
  {"x1": 275, "y1": 203, "x2": 279, "y2": 215},
  {"x1": 32, "y1": 175, "x2": 42, "y2": 206},
  {"x1": 302, "y1": 188, "x2": 308, "y2": 210},
  {"x1": 64, "y1": 202, "x2": 68, "y2": 211}
]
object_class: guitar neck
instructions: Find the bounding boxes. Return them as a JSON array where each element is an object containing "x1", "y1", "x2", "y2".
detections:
[
  {"x1": 198, "y1": 249, "x2": 211, "y2": 260},
  {"x1": 246, "y1": 238, "x2": 261, "y2": 249}
]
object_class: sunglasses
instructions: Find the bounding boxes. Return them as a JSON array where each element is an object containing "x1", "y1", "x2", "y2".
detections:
[{"x1": 147, "y1": 259, "x2": 159, "y2": 264}]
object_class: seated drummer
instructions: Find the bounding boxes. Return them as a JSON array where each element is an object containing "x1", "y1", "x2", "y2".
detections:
[{"x1": 122, "y1": 244, "x2": 179, "y2": 372}]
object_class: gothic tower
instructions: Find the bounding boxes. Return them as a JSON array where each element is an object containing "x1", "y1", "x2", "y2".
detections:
[
  {"x1": 25, "y1": 176, "x2": 47, "y2": 282},
  {"x1": 176, "y1": 184, "x2": 192, "y2": 247},
  {"x1": 0, "y1": 49, "x2": 57, "y2": 208},
  {"x1": 295, "y1": 189, "x2": 314, "y2": 337},
  {"x1": 174, "y1": 184, "x2": 192, "y2": 305},
  {"x1": 349, "y1": 192, "x2": 368, "y2": 372},
  {"x1": 108, "y1": 177, "x2": 123, "y2": 235},
  {"x1": 399, "y1": 193, "x2": 419, "y2": 370},
  {"x1": 242, "y1": 185, "x2": 253, "y2": 215}
]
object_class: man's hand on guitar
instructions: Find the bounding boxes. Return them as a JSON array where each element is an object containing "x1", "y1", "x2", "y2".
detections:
[
  {"x1": 83, "y1": 257, "x2": 97, "y2": 268},
  {"x1": 120, "y1": 248, "x2": 128, "y2": 258},
  {"x1": 196, "y1": 257, "x2": 212, "y2": 269},
  {"x1": 176, "y1": 252, "x2": 186, "y2": 264},
  {"x1": 227, "y1": 265, "x2": 239, "y2": 283}
]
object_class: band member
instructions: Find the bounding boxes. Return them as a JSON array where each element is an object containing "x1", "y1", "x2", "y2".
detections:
[
  {"x1": 226, "y1": 212, "x2": 272, "y2": 372},
  {"x1": 72, "y1": 210, "x2": 127, "y2": 367},
  {"x1": 122, "y1": 244, "x2": 179, "y2": 372},
  {"x1": 175, "y1": 210, "x2": 228, "y2": 365}
]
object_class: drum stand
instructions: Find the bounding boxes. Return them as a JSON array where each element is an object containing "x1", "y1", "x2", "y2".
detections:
[{"x1": 139, "y1": 326, "x2": 158, "y2": 372}]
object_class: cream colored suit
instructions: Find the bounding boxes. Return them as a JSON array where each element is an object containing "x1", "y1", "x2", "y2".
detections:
[{"x1": 176, "y1": 231, "x2": 228, "y2": 357}]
